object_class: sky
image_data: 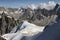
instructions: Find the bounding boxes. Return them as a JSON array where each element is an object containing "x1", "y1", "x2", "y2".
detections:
[{"x1": 0, "y1": 0, "x2": 60, "y2": 8}]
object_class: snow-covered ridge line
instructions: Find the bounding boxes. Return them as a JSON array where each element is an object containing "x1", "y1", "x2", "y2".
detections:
[{"x1": 1, "y1": 21, "x2": 45, "y2": 40}]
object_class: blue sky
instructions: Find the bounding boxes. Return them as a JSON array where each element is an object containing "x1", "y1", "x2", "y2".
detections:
[{"x1": 0, "y1": 0, "x2": 60, "y2": 8}]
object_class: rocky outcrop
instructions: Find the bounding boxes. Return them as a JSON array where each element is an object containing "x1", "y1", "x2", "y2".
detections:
[
  {"x1": 18, "y1": 7, "x2": 57, "y2": 26},
  {"x1": 0, "y1": 12, "x2": 18, "y2": 35}
]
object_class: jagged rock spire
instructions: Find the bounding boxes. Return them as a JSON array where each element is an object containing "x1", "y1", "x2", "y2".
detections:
[{"x1": 54, "y1": 3, "x2": 60, "y2": 11}]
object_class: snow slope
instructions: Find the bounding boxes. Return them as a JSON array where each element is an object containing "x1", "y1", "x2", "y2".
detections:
[
  {"x1": 1, "y1": 18, "x2": 60, "y2": 40},
  {"x1": 1, "y1": 21, "x2": 45, "y2": 40}
]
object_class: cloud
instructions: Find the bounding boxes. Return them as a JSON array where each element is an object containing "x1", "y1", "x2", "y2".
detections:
[
  {"x1": 28, "y1": 4, "x2": 37, "y2": 10},
  {"x1": 39, "y1": 1, "x2": 56, "y2": 10},
  {"x1": 27, "y1": 1, "x2": 57, "y2": 10}
]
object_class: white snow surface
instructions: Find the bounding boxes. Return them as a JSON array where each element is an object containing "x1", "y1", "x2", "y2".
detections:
[{"x1": 1, "y1": 21, "x2": 45, "y2": 40}]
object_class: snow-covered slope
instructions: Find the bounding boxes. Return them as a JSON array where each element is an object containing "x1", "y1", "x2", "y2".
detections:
[
  {"x1": 1, "y1": 20, "x2": 60, "y2": 40},
  {"x1": 1, "y1": 21, "x2": 45, "y2": 40}
]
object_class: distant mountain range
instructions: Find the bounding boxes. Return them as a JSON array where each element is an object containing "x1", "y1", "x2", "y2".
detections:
[{"x1": 0, "y1": 3, "x2": 59, "y2": 20}]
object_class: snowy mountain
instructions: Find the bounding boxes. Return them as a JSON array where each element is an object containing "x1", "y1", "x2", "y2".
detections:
[
  {"x1": 1, "y1": 19, "x2": 60, "y2": 40},
  {"x1": 0, "y1": 2, "x2": 60, "y2": 35},
  {"x1": 0, "y1": 2, "x2": 60, "y2": 40},
  {"x1": 1, "y1": 21, "x2": 45, "y2": 40}
]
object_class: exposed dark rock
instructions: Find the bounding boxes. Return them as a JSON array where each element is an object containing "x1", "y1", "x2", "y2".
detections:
[
  {"x1": 0, "y1": 36, "x2": 6, "y2": 40},
  {"x1": 0, "y1": 12, "x2": 18, "y2": 35}
]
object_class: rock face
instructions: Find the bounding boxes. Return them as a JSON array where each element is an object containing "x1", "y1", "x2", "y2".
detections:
[
  {"x1": 0, "y1": 12, "x2": 18, "y2": 35},
  {"x1": 19, "y1": 7, "x2": 57, "y2": 26}
]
